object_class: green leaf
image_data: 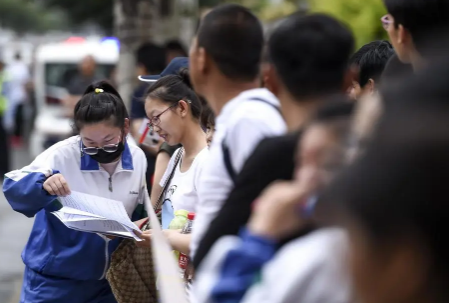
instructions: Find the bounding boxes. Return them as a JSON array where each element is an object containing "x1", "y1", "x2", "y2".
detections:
[{"x1": 308, "y1": 0, "x2": 389, "y2": 48}]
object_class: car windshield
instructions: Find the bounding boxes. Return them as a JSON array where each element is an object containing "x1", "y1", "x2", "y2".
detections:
[{"x1": 45, "y1": 63, "x2": 115, "y2": 88}]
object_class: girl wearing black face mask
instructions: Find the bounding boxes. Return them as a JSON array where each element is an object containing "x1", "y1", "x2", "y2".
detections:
[{"x1": 2, "y1": 81, "x2": 150, "y2": 303}]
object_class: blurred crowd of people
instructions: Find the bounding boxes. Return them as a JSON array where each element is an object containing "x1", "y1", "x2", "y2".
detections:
[{"x1": 4, "y1": 0, "x2": 449, "y2": 302}]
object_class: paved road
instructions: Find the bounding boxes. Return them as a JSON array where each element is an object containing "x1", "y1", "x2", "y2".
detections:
[{"x1": 0, "y1": 148, "x2": 33, "y2": 303}]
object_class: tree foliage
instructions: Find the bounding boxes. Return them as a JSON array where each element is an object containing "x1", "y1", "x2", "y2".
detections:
[
  {"x1": 308, "y1": 0, "x2": 388, "y2": 48},
  {"x1": 200, "y1": 0, "x2": 297, "y2": 22},
  {"x1": 0, "y1": 0, "x2": 67, "y2": 33},
  {"x1": 42, "y1": 0, "x2": 114, "y2": 34}
]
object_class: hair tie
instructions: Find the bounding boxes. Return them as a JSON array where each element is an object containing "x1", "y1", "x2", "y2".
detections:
[{"x1": 95, "y1": 88, "x2": 104, "y2": 94}]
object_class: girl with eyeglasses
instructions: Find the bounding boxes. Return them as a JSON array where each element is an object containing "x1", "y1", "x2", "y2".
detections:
[
  {"x1": 3, "y1": 81, "x2": 149, "y2": 303},
  {"x1": 137, "y1": 68, "x2": 209, "y2": 257}
]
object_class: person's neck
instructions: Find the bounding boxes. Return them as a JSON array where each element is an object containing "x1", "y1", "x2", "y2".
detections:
[
  {"x1": 279, "y1": 92, "x2": 325, "y2": 132},
  {"x1": 205, "y1": 77, "x2": 260, "y2": 115},
  {"x1": 410, "y1": 51, "x2": 426, "y2": 72},
  {"x1": 180, "y1": 123, "x2": 207, "y2": 159}
]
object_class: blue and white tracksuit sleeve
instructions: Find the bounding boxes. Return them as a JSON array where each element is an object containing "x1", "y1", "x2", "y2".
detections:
[
  {"x1": 3, "y1": 151, "x2": 58, "y2": 218},
  {"x1": 191, "y1": 228, "x2": 278, "y2": 303}
]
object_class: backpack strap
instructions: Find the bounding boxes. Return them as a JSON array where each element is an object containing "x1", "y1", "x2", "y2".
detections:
[
  {"x1": 154, "y1": 148, "x2": 184, "y2": 212},
  {"x1": 221, "y1": 97, "x2": 282, "y2": 183}
]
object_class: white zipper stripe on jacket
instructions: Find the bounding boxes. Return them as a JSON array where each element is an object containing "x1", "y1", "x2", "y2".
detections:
[
  {"x1": 99, "y1": 236, "x2": 110, "y2": 280},
  {"x1": 80, "y1": 169, "x2": 131, "y2": 278}
]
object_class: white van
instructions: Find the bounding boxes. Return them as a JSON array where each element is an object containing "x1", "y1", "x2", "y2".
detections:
[{"x1": 30, "y1": 38, "x2": 119, "y2": 158}]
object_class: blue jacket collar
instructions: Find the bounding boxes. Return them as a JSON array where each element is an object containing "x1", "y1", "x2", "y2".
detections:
[{"x1": 80, "y1": 140, "x2": 134, "y2": 171}]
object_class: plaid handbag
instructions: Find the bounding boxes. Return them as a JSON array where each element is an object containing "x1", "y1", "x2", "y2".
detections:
[{"x1": 107, "y1": 148, "x2": 184, "y2": 303}]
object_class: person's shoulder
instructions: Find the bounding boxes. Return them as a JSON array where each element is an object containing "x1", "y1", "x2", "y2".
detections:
[
  {"x1": 260, "y1": 228, "x2": 350, "y2": 303},
  {"x1": 237, "y1": 88, "x2": 281, "y2": 113},
  {"x1": 266, "y1": 228, "x2": 348, "y2": 280},
  {"x1": 255, "y1": 131, "x2": 302, "y2": 156},
  {"x1": 158, "y1": 143, "x2": 182, "y2": 157},
  {"x1": 195, "y1": 147, "x2": 210, "y2": 164}
]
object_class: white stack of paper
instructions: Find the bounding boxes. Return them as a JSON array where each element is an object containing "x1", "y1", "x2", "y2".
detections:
[{"x1": 52, "y1": 191, "x2": 142, "y2": 241}]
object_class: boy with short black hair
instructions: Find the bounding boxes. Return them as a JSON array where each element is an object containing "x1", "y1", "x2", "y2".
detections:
[
  {"x1": 189, "y1": 4, "x2": 287, "y2": 259},
  {"x1": 349, "y1": 40, "x2": 394, "y2": 99}
]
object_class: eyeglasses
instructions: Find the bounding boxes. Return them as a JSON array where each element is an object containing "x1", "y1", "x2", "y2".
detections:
[
  {"x1": 381, "y1": 15, "x2": 393, "y2": 30},
  {"x1": 147, "y1": 103, "x2": 178, "y2": 130},
  {"x1": 82, "y1": 138, "x2": 121, "y2": 155}
]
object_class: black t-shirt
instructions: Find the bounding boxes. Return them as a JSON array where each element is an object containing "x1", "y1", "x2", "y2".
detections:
[
  {"x1": 193, "y1": 131, "x2": 312, "y2": 269},
  {"x1": 159, "y1": 142, "x2": 182, "y2": 157}
]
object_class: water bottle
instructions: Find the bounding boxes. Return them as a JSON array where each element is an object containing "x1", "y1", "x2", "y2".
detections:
[
  {"x1": 179, "y1": 212, "x2": 195, "y2": 280},
  {"x1": 168, "y1": 210, "x2": 189, "y2": 260}
]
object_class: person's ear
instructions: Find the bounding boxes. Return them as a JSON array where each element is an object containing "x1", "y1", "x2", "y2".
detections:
[
  {"x1": 178, "y1": 100, "x2": 189, "y2": 118},
  {"x1": 123, "y1": 118, "x2": 130, "y2": 138},
  {"x1": 366, "y1": 79, "x2": 375, "y2": 95},
  {"x1": 198, "y1": 47, "x2": 208, "y2": 75},
  {"x1": 343, "y1": 66, "x2": 359, "y2": 93},
  {"x1": 264, "y1": 63, "x2": 281, "y2": 96}
]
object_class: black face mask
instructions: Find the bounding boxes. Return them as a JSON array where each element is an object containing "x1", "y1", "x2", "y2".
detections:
[{"x1": 89, "y1": 142, "x2": 125, "y2": 164}]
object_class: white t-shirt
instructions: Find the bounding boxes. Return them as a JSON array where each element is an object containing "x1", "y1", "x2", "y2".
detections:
[
  {"x1": 160, "y1": 147, "x2": 209, "y2": 229},
  {"x1": 190, "y1": 88, "x2": 287, "y2": 257}
]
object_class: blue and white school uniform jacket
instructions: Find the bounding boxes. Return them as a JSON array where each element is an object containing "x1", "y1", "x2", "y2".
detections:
[{"x1": 3, "y1": 136, "x2": 148, "y2": 281}]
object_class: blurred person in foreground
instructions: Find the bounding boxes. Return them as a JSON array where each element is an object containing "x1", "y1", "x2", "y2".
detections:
[
  {"x1": 322, "y1": 64, "x2": 449, "y2": 303},
  {"x1": 188, "y1": 3, "x2": 287, "y2": 260},
  {"x1": 194, "y1": 100, "x2": 356, "y2": 303},
  {"x1": 63, "y1": 55, "x2": 100, "y2": 118},
  {"x1": 131, "y1": 42, "x2": 166, "y2": 195},
  {"x1": 193, "y1": 12, "x2": 355, "y2": 269},
  {"x1": 348, "y1": 40, "x2": 394, "y2": 100}
]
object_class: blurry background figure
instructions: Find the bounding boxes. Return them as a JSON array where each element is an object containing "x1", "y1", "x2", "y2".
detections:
[
  {"x1": 62, "y1": 55, "x2": 100, "y2": 119},
  {"x1": 0, "y1": 60, "x2": 11, "y2": 178},
  {"x1": 348, "y1": 40, "x2": 394, "y2": 100},
  {"x1": 165, "y1": 40, "x2": 188, "y2": 65},
  {"x1": 131, "y1": 42, "x2": 166, "y2": 140},
  {"x1": 130, "y1": 42, "x2": 166, "y2": 195},
  {"x1": 5, "y1": 52, "x2": 30, "y2": 148}
]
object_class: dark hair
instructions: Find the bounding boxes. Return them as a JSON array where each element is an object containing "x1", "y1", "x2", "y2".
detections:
[
  {"x1": 73, "y1": 81, "x2": 129, "y2": 132},
  {"x1": 381, "y1": 56, "x2": 449, "y2": 118},
  {"x1": 146, "y1": 68, "x2": 203, "y2": 120},
  {"x1": 165, "y1": 40, "x2": 187, "y2": 56},
  {"x1": 136, "y1": 42, "x2": 166, "y2": 74},
  {"x1": 197, "y1": 4, "x2": 264, "y2": 81},
  {"x1": 383, "y1": 0, "x2": 449, "y2": 56},
  {"x1": 268, "y1": 13, "x2": 354, "y2": 100},
  {"x1": 313, "y1": 97, "x2": 355, "y2": 123},
  {"x1": 310, "y1": 97, "x2": 355, "y2": 143},
  {"x1": 350, "y1": 40, "x2": 395, "y2": 87},
  {"x1": 380, "y1": 53, "x2": 413, "y2": 84}
]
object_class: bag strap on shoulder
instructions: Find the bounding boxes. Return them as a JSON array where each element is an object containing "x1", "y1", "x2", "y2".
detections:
[
  {"x1": 221, "y1": 97, "x2": 282, "y2": 183},
  {"x1": 154, "y1": 148, "x2": 184, "y2": 212}
]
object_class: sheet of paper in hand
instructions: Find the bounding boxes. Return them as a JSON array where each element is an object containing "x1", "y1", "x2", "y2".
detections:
[{"x1": 52, "y1": 191, "x2": 142, "y2": 240}]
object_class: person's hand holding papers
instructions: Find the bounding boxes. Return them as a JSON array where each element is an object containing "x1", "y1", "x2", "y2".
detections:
[
  {"x1": 136, "y1": 229, "x2": 181, "y2": 247},
  {"x1": 43, "y1": 173, "x2": 71, "y2": 196}
]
